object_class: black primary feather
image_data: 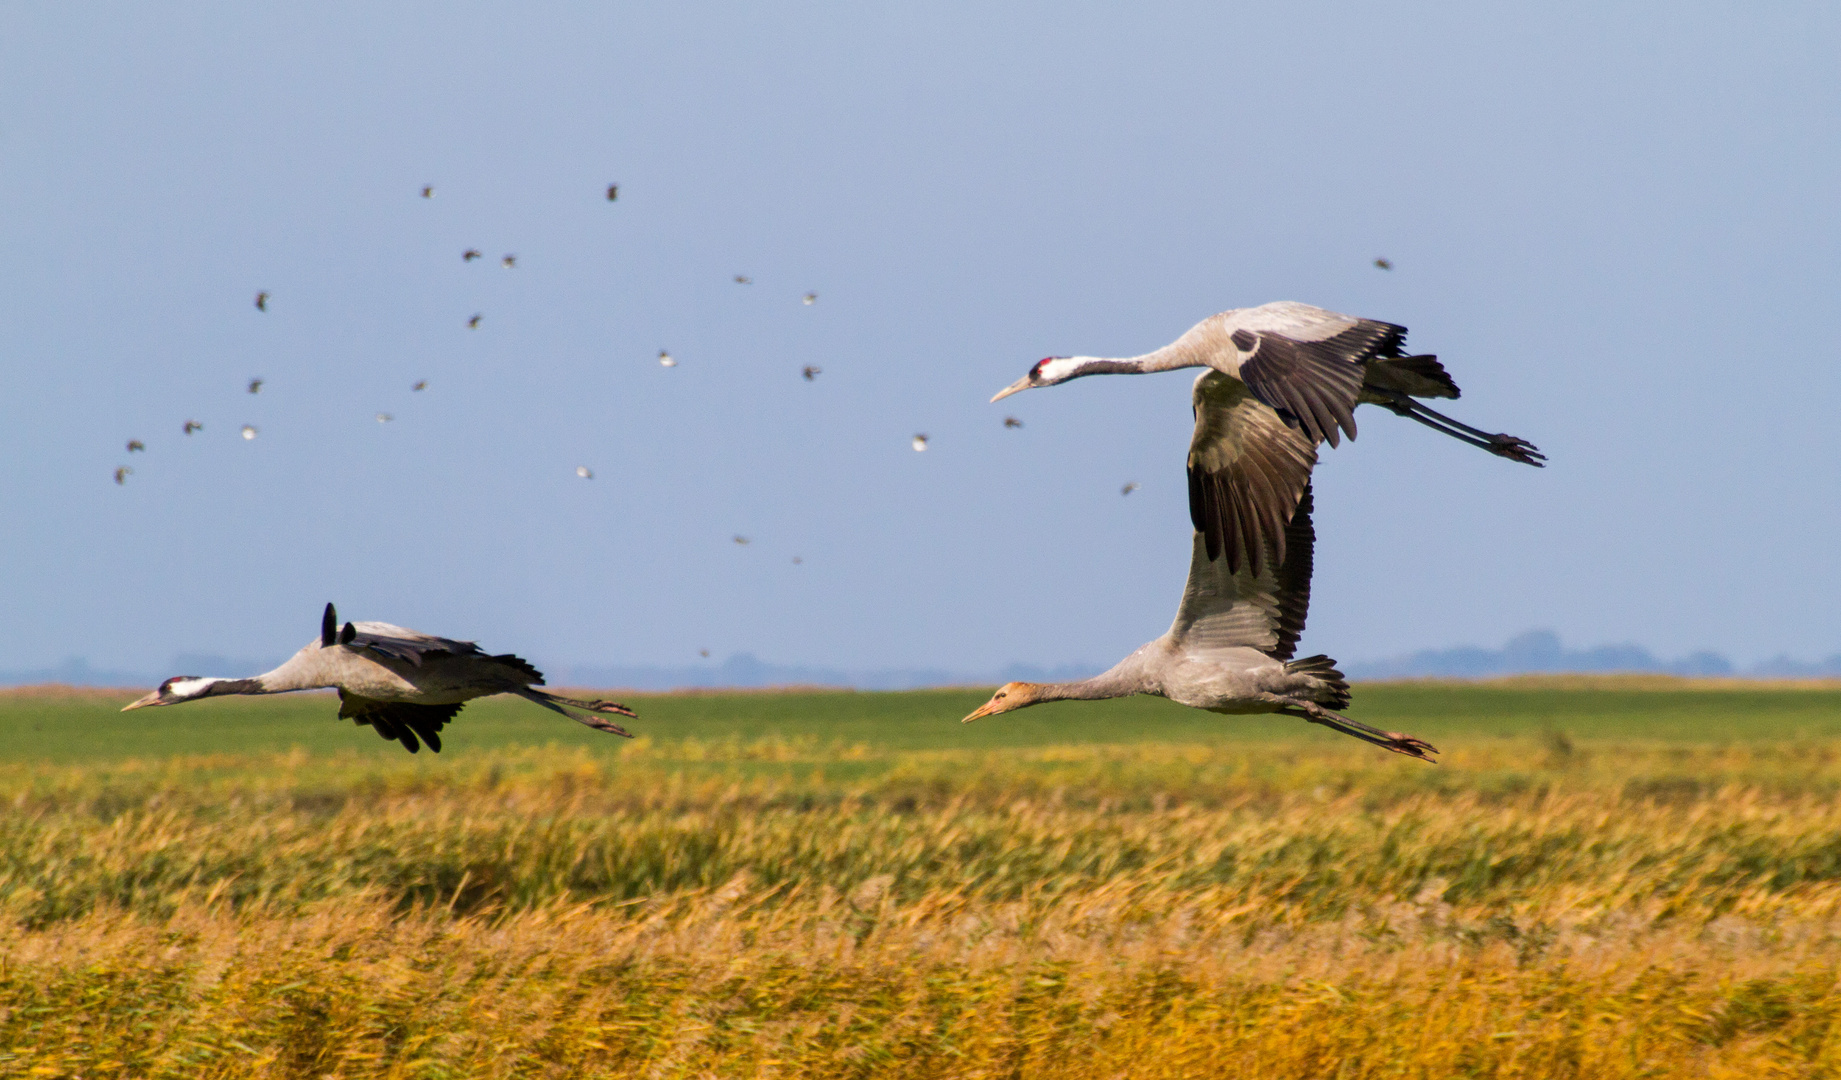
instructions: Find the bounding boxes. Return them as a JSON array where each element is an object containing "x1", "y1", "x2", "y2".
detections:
[{"x1": 321, "y1": 603, "x2": 338, "y2": 648}]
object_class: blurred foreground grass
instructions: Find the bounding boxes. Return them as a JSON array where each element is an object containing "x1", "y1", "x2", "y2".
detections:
[{"x1": 5, "y1": 680, "x2": 1841, "y2": 1077}]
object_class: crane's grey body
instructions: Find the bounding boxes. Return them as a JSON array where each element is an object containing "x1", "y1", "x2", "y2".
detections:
[
  {"x1": 993, "y1": 301, "x2": 1542, "y2": 577},
  {"x1": 967, "y1": 371, "x2": 1437, "y2": 760},
  {"x1": 122, "y1": 604, "x2": 638, "y2": 754}
]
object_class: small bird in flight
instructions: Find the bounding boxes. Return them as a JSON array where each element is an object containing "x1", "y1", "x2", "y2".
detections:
[
  {"x1": 114, "y1": 466, "x2": 132, "y2": 485},
  {"x1": 912, "y1": 434, "x2": 929, "y2": 452},
  {"x1": 467, "y1": 314, "x2": 482, "y2": 329},
  {"x1": 733, "y1": 535, "x2": 751, "y2": 545},
  {"x1": 1004, "y1": 416, "x2": 1023, "y2": 429},
  {"x1": 376, "y1": 413, "x2": 393, "y2": 424},
  {"x1": 248, "y1": 378, "x2": 263, "y2": 394},
  {"x1": 803, "y1": 292, "x2": 817, "y2": 305},
  {"x1": 1121, "y1": 482, "x2": 1140, "y2": 496},
  {"x1": 241, "y1": 425, "x2": 258, "y2": 440},
  {"x1": 699, "y1": 648, "x2": 711, "y2": 658},
  {"x1": 576, "y1": 466, "x2": 593, "y2": 479},
  {"x1": 126, "y1": 439, "x2": 145, "y2": 453},
  {"x1": 412, "y1": 380, "x2": 428, "y2": 391},
  {"x1": 501, "y1": 255, "x2": 516, "y2": 269},
  {"x1": 1374, "y1": 257, "x2": 1393, "y2": 270},
  {"x1": 658, "y1": 350, "x2": 676, "y2": 367},
  {"x1": 421, "y1": 185, "x2": 434, "y2": 198},
  {"x1": 254, "y1": 291, "x2": 268, "y2": 312},
  {"x1": 183, "y1": 421, "x2": 202, "y2": 435},
  {"x1": 733, "y1": 274, "x2": 752, "y2": 285},
  {"x1": 802, "y1": 366, "x2": 821, "y2": 382},
  {"x1": 463, "y1": 249, "x2": 482, "y2": 262},
  {"x1": 606, "y1": 183, "x2": 619, "y2": 201},
  {"x1": 792, "y1": 556, "x2": 803, "y2": 565}
]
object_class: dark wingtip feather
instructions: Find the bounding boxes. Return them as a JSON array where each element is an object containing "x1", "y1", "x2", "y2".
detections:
[
  {"x1": 339, "y1": 622, "x2": 356, "y2": 645},
  {"x1": 321, "y1": 603, "x2": 337, "y2": 648}
]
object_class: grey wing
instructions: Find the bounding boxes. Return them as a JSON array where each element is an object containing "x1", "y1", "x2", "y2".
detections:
[
  {"x1": 1168, "y1": 483, "x2": 1319, "y2": 660},
  {"x1": 338, "y1": 690, "x2": 462, "y2": 754},
  {"x1": 343, "y1": 621, "x2": 545, "y2": 683},
  {"x1": 1186, "y1": 370, "x2": 1317, "y2": 575},
  {"x1": 1224, "y1": 302, "x2": 1409, "y2": 447}
]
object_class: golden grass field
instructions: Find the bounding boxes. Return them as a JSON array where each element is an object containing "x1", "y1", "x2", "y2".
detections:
[{"x1": 5, "y1": 680, "x2": 1841, "y2": 1078}]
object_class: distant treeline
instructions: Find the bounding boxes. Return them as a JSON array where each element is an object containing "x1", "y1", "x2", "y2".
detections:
[{"x1": 6, "y1": 631, "x2": 1838, "y2": 689}]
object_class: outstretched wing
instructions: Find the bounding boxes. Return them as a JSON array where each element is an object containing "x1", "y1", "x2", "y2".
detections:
[
  {"x1": 342, "y1": 621, "x2": 545, "y2": 684},
  {"x1": 338, "y1": 691, "x2": 463, "y2": 754},
  {"x1": 1224, "y1": 302, "x2": 1409, "y2": 447},
  {"x1": 1186, "y1": 369, "x2": 1317, "y2": 574},
  {"x1": 1169, "y1": 484, "x2": 1319, "y2": 661}
]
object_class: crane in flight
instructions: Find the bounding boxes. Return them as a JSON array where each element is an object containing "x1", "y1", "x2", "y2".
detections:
[
  {"x1": 992, "y1": 301, "x2": 1542, "y2": 573},
  {"x1": 965, "y1": 370, "x2": 1437, "y2": 761},
  {"x1": 121, "y1": 603, "x2": 637, "y2": 754}
]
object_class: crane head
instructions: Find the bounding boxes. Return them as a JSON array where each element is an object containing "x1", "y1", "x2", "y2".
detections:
[
  {"x1": 962, "y1": 681, "x2": 1045, "y2": 722},
  {"x1": 121, "y1": 676, "x2": 220, "y2": 711},
  {"x1": 990, "y1": 357, "x2": 1077, "y2": 402}
]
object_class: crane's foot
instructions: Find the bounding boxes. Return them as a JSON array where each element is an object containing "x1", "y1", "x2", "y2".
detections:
[
  {"x1": 546, "y1": 693, "x2": 638, "y2": 719},
  {"x1": 1487, "y1": 434, "x2": 1546, "y2": 467},
  {"x1": 1285, "y1": 701, "x2": 1439, "y2": 763}
]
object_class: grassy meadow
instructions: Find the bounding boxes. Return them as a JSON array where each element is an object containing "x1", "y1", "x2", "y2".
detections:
[{"x1": 5, "y1": 679, "x2": 1841, "y2": 1077}]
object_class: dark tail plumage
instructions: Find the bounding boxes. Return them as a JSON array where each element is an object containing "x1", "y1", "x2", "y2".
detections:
[{"x1": 1285, "y1": 654, "x2": 1351, "y2": 710}]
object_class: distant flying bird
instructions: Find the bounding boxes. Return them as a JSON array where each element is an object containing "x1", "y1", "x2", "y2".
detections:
[
  {"x1": 122, "y1": 602, "x2": 638, "y2": 754},
  {"x1": 241, "y1": 425, "x2": 257, "y2": 440},
  {"x1": 912, "y1": 434, "x2": 929, "y2": 452},
  {"x1": 792, "y1": 556, "x2": 803, "y2": 565},
  {"x1": 421, "y1": 185, "x2": 434, "y2": 198},
  {"x1": 501, "y1": 255, "x2": 516, "y2": 268},
  {"x1": 733, "y1": 535, "x2": 751, "y2": 545},
  {"x1": 733, "y1": 274, "x2": 752, "y2": 284},
  {"x1": 114, "y1": 466, "x2": 131, "y2": 485},
  {"x1": 467, "y1": 314, "x2": 482, "y2": 329},
  {"x1": 183, "y1": 421, "x2": 202, "y2": 435},
  {"x1": 576, "y1": 466, "x2": 593, "y2": 479},
  {"x1": 606, "y1": 183, "x2": 619, "y2": 201},
  {"x1": 126, "y1": 439, "x2": 145, "y2": 453},
  {"x1": 802, "y1": 366, "x2": 821, "y2": 381},
  {"x1": 963, "y1": 375, "x2": 1436, "y2": 762},
  {"x1": 376, "y1": 413, "x2": 393, "y2": 424},
  {"x1": 658, "y1": 350, "x2": 676, "y2": 367},
  {"x1": 803, "y1": 292, "x2": 817, "y2": 305},
  {"x1": 247, "y1": 378, "x2": 263, "y2": 394},
  {"x1": 463, "y1": 249, "x2": 482, "y2": 262},
  {"x1": 1004, "y1": 416, "x2": 1023, "y2": 429},
  {"x1": 1374, "y1": 257, "x2": 1393, "y2": 270},
  {"x1": 992, "y1": 301, "x2": 1543, "y2": 574},
  {"x1": 254, "y1": 291, "x2": 268, "y2": 312},
  {"x1": 412, "y1": 380, "x2": 427, "y2": 391},
  {"x1": 699, "y1": 648, "x2": 710, "y2": 658},
  {"x1": 1121, "y1": 481, "x2": 1140, "y2": 496}
]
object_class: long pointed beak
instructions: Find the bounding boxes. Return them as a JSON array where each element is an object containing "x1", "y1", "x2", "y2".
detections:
[
  {"x1": 990, "y1": 376, "x2": 1033, "y2": 404},
  {"x1": 962, "y1": 699, "x2": 1002, "y2": 724},
  {"x1": 121, "y1": 690, "x2": 164, "y2": 712}
]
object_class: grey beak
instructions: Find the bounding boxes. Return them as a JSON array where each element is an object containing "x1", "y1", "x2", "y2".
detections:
[{"x1": 990, "y1": 376, "x2": 1033, "y2": 403}]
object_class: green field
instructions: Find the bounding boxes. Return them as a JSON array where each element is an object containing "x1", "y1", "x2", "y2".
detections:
[
  {"x1": 14, "y1": 678, "x2": 1841, "y2": 763},
  {"x1": 5, "y1": 680, "x2": 1841, "y2": 1078}
]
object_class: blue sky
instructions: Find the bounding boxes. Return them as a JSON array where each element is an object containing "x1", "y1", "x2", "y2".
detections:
[{"x1": 2, "y1": 2, "x2": 1836, "y2": 679}]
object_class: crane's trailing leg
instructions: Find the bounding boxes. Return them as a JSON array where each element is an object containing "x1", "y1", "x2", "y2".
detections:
[
  {"x1": 1377, "y1": 391, "x2": 1545, "y2": 467},
  {"x1": 515, "y1": 689, "x2": 638, "y2": 737},
  {"x1": 1275, "y1": 698, "x2": 1439, "y2": 762}
]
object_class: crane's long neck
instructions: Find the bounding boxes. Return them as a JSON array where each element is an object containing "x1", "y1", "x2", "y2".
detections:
[
  {"x1": 1058, "y1": 341, "x2": 1208, "y2": 380},
  {"x1": 1027, "y1": 654, "x2": 1154, "y2": 704}
]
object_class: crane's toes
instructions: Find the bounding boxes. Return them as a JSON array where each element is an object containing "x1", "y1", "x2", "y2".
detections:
[
  {"x1": 587, "y1": 699, "x2": 639, "y2": 718},
  {"x1": 1382, "y1": 733, "x2": 1440, "y2": 762},
  {"x1": 1489, "y1": 435, "x2": 1546, "y2": 467},
  {"x1": 579, "y1": 715, "x2": 636, "y2": 738}
]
